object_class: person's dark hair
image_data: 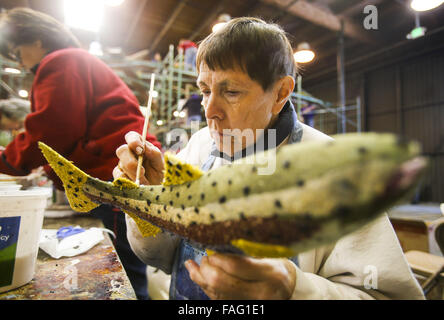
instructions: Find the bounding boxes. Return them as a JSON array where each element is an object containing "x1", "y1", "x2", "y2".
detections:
[
  {"x1": 196, "y1": 17, "x2": 297, "y2": 91},
  {"x1": 0, "y1": 7, "x2": 81, "y2": 61}
]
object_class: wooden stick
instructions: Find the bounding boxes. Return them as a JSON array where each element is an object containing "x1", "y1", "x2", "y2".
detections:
[{"x1": 135, "y1": 73, "x2": 156, "y2": 186}]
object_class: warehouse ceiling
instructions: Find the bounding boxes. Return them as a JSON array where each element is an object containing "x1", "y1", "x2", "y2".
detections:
[{"x1": 1, "y1": 0, "x2": 444, "y2": 84}]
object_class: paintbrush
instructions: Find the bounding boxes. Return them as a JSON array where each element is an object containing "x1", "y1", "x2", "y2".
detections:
[{"x1": 135, "y1": 73, "x2": 156, "y2": 186}]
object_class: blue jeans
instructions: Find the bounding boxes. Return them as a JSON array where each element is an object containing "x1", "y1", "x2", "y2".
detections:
[
  {"x1": 91, "y1": 204, "x2": 149, "y2": 300},
  {"x1": 169, "y1": 240, "x2": 210, "y2": 300},
  {"x1": 169, "y1": 239, "x2": 299, "y2": 300}
]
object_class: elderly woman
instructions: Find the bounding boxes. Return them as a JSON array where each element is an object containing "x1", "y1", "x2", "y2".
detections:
[
  {"x1": 0, "y1": 7, "x2": 161, "y2": 300},
  {"x1": 115, "y1": 17, "x2": 424, "y2": 300}
]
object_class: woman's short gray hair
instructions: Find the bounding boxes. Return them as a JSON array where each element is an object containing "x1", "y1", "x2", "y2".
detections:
[{"x1": 0, "y1": 98, "x2": 30, "y2": 121}]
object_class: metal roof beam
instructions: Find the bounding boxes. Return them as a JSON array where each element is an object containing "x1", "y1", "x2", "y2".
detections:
[
  {"x1": 149, "y1": 0, "x2": 189, "y2": 53},
  {"x1": 261, "y1": 0, "x2": 379, "y2": 44}
]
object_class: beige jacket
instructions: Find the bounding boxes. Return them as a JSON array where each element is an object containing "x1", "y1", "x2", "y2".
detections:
[{"x1": 126, "y1": 124, "x2": 425, "y2": 300}]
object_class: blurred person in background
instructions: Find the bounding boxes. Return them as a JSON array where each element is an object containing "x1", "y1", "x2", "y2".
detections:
[
  {"x1": 0, "y1": 7, "x2": 162, "y2": 300},
  {"x1": 0, "y1": 97, "x2": 30, "y2": 147},
  {"x1": 178, "y1": 39, "x2": 197, "y2": 71},
  {"x1": 182, "y1": 93, "x2": 203, "y2": 125},
  {"x1": 0, "y1": 97, "x2": 30, "y2": 133}
]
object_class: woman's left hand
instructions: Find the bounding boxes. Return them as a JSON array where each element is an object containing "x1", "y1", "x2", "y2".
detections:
[{"x1": 185, "y1": 253, "x2": 296, "y2": 300}]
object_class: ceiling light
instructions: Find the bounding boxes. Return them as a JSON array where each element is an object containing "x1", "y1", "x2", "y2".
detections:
[
  {"x1": 89, "y1": 41, "x2": 104, "y2": 56},
  {"x1": 407, "y1": 12, "x2": 427, "y2": 39},
  {"x1": 18, "y1": 90, "x2": 28, "y2": 98},
  {"x1": 4, "y1": 68, "x2": 21, "y2": 74},
  {"x1": 212, "y1": 22, "x2": 227, "y2": 33},
  {"x1": 105, "y1": 0, "x2": 125, "y2": 6},
  {"x1": 407, "y1": 26, "x2": 426, "y2": 39},
  {"x1": 173, "y1": 111, "x2": 180, "y2": 117},
  {"x1": 294, "y1": 42, "x2": 315, "y2": 63},
  {"x1": 212, "y1": 13, "x2": 231, "y2": 33},
  {"x1": 64, "y1": 0, "x2": 104, "y2": 33},
  {"x1": 156, "y1": 120, "x2": 164, "y2": 126},
  {"x1": 411, "y1": 0, "x2": 444, "y2": 11}
]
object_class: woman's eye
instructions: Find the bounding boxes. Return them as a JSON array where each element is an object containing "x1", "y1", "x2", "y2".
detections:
[
  {"x1": 225, "y1": 91, "x2": 240, "y2": 97},
  {"x1": 201, "y1": 90, "x2": 211, "y2": 96}
]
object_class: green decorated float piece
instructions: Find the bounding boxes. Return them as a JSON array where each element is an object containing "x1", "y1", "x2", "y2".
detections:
[{"x1": 38, "y1": 133, "x2": 427, "y2": 258}]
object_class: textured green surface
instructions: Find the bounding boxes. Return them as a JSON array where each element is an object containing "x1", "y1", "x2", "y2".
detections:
[{"x1": 0, "y1": 243, "x2": 17, "y2": 287}]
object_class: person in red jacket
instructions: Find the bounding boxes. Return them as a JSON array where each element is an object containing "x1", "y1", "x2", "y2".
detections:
[{"x1": 0, "y1": 7, "x2": 161, "y2": 299}]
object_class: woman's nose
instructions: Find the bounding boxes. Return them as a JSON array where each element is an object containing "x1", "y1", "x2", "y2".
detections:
[{"x1": 204, "y1": 94, "x2": 224, "y2": 120}]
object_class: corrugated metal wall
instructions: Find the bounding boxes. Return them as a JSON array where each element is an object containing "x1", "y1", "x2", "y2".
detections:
[{"x1": 305, "y1": 50, "x2": 444, "y2": 203}]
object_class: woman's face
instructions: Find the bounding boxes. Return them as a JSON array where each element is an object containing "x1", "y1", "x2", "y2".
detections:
[
  {"x1": 10, "y1": 41, "x2": 47, "y2": 70},
  {"x1": 197, "y1": 62, "x2": 285, "y2": 156}
]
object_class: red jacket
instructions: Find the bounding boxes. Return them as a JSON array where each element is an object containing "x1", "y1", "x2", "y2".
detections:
[{"x1": 0, "y1": 48, "x2": 161, "y2": 188}]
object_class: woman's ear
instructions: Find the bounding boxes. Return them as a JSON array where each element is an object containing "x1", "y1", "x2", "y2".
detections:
[{"x1": 272, "y1": 75, "x2": 295, "y2": 115}]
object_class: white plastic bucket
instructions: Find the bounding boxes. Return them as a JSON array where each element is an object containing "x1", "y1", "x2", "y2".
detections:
[{"x1": 0, "y1": 187, "x2": 51, "y2": 293}]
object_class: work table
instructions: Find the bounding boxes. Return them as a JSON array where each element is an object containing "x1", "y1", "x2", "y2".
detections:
[{"x1": 0, "y1": 214, "x2": 137, "y2": 300}]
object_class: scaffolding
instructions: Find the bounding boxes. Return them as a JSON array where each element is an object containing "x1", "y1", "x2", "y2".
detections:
[
  {"x1": 0, "y1": 58, "x2": 29, "y2": 99},
  {"x1": 292, "y1": 76, "x2": 361, "y2": 134},
  {"x1": 106, "y1": 44, "x2": 199, "y2": 134},
  {"x1": 0, "y1": 48, "x2": 361, "y2": 139}
]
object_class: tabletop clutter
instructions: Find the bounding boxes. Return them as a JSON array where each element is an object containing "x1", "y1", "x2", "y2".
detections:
[{"x1": 0, "y1": 174, "x2": 114, "y2": 294}]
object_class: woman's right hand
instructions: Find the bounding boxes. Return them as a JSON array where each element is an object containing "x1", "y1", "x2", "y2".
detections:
[{"x1": 113, "y1": 131, "x2": 164, "y2": 185}]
